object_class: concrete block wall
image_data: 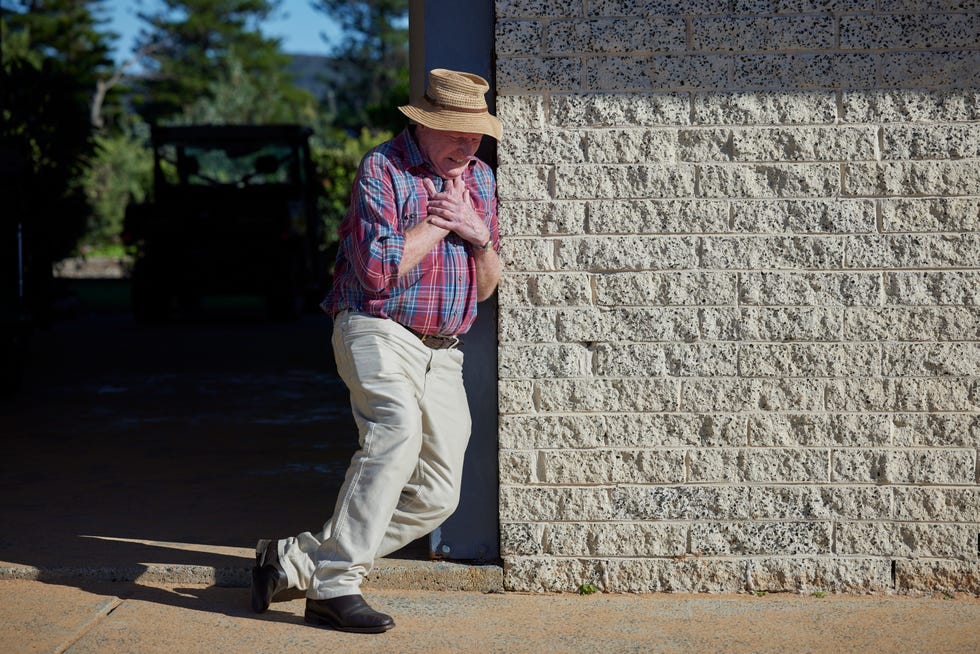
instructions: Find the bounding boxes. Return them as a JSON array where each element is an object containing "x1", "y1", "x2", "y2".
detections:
[{"x1": 493, "y1": 1, "x2": 979, "y2": 594}]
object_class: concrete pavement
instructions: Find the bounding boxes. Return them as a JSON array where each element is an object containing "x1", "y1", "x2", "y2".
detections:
[{"x1": 4, "y1": 579, "x2": 980, "y2": 653}]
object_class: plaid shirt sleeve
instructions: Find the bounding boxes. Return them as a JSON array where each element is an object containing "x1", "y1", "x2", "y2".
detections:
[{"x1": 346, "y1": 172, "x2": 405, "y2": 294}]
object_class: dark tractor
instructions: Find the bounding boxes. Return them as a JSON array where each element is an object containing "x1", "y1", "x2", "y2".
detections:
[{"x1": 123, "y1": 124, "x2": 325, "y2": 320}]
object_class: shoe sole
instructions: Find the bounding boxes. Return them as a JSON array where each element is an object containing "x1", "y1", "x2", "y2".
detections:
[{"x1": 304, "y1": 610, "x2": 395, "y2": 634}]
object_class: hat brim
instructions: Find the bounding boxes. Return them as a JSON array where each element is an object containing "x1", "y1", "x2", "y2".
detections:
[{"x1": 398, "y1": 103, "x2": 502, "y2": 141}]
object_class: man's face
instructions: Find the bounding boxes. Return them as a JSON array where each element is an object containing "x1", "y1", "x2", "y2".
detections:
[{"x1": 416, "y1": 125, "x2": 483, "y2": 180}]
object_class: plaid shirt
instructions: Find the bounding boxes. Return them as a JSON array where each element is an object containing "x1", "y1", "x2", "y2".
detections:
[{"x1": 322, "y1": 128, "x2": 499, "y2": 336}]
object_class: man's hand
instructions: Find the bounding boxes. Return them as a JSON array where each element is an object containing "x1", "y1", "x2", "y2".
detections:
[{"x1": 423, "y1": 177, "x2": 491, "y2": 248}]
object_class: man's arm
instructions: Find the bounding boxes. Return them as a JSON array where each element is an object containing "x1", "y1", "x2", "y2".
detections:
[{"x1": 471, "y1": 240, "x2": 501, "y2": 301}]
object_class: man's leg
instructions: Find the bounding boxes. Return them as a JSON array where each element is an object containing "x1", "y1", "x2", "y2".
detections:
[{"x1": 374, "y1": 345, "x2": 471, "y2": 558}]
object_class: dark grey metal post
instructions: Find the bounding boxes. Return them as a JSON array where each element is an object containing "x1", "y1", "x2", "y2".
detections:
[{"x1": 412, "y1": 0, "x2": 499, "y2": 561}]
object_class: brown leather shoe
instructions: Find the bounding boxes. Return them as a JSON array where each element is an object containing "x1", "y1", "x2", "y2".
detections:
[
  {"x1": 250, "y1": 538, "x2": 288, "y2": 613},
  {"x1": 304, "y1": 594, "x2": 395, "y2": 633}
]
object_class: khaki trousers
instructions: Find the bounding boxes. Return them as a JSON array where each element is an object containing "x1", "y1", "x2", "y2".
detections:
[{"x1": 278, "y1": 311, "x2": 472, "y2": 599}]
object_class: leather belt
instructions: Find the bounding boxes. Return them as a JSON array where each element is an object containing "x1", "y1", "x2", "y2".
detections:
[{"x1": 405, "y1": 327, "x2": 461, "y2": 350}]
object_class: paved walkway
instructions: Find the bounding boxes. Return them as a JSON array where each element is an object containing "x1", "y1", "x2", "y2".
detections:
[{"x1": 4, "y1": 579, "x2": 979, "y2": 654}]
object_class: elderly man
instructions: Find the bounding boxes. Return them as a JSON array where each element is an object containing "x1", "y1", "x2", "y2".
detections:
[{"x1": 251, "y1": 69, "x2": 502, "y2": 633}]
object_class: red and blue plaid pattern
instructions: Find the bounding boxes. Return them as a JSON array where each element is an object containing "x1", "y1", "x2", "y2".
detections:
[{"x1": 322, "y1": 128, "x2": 499, "y2": 336}]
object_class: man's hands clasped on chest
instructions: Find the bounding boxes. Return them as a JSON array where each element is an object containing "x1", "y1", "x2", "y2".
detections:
[{"x1": 423, "y1": 177, "x2": 492, "y2": 249}]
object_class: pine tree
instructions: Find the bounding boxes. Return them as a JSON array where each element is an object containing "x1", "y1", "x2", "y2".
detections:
[
  {"x1": 134, "y1": 0, "x2": 312, "y2": 124},
  {"x1": 1, "y1": 0, "x2": 114, "y2": 273},
  {"x1": 311, "y1": 0, "x2": 408, "y2": 132}
]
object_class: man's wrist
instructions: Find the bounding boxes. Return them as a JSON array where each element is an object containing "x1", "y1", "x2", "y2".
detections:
[{"x1": 478, "y1": 237, "x2": 493, "y2": 252}]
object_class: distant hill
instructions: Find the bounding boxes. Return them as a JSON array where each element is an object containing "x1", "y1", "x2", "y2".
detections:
[{"x1": 286, "y1": 54, "x2": 360, "y2": 116}]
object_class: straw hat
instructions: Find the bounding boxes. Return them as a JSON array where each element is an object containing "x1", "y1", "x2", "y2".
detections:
[{"x1": 398, "y1": 68, "x2": 502, "y2": 141}]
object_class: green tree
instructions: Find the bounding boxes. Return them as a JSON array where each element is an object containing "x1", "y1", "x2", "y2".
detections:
[
  {"x1": 134, "y1": 0, "x2": 314, "y2": 124},
  {"x1": 311, "y1": 0, "x2": 408, "y2": 132},
  {"x1": 1, "y1": 1, "x2": 114, "y2": 277}
]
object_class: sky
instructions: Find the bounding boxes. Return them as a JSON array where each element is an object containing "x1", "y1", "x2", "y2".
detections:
[{"x1": 104, "y1": 0, "x2": 343, "y2": 62}]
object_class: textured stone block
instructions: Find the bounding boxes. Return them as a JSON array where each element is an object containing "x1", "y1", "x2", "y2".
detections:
[
  {"x1": 501, "y1": 272, "x2": 593, "y2": 307},
  {"x1": 550, "y1": 92, "x2": 691, "y2": 127},
  {"x1": 499, "y1": 130, "x2": 586, "y2": 165},
  {"x1": 701, "y1": 307, "x2": 845, "y2": 342},
  {"x1": 730, "y1": 127, "x2": 877, "y2": 162},
  {"x1": 499, "y1": 486, "x2": 615, "y2": 522},
  {"x1": 499, "y1": 414, "x2": 607, "y2": 449},
  {"x1": 831, "y1": 448, "x2": 977, "y2": 484},
  {"x1": 700, "y1": 235, "x2": 845, "y2": 269},
  {"x1": 693, "y1": 91, "x2": 838, "y2": 125},
  {"x1": 499, "y1": 522, "x2": 544, "y2": 556},
  {"x1": 689, "y1": 448, "x2": 830, "y2": 483},
  {"x1": 747, "y1": 486, "x2": 892, "y2": 521},
  {"x1": 496, "y1": 164, "x2": 552, "y2": 200},
  {"x1": 841, "y1": 13, "x2": 980, "y2": 50},
  {"x1": 499, "y1": 450, "x2": 536, "y2": 485},
  {"x1": 498, "y1": 380, "x2": 536, "y2": 413},
  {"x1": 882, "y1": 342, "x2": 980, "y2": 376},
  {"x1": 882, "y1": 125, "x2": 980, "y2": 160},
  {"x1": 537, "y1": 378, "x2": 681, "y2": 412},
  {"x1": 536, "y1": 448, "x2": 687, "y2": 484},
  {"x1": 884, "y1": 271, "x2": 980, "y2": 306},
  {"x1": 691, "y1": 521, "x2": 833, "y2": 556},
  {"x1": 588, "y1": 55, "x2": 729, "y2": 90},
  {"x1": 587, "y1": 199, "x2": 730, "y2": 234},
  {"x1": 605, "y1": 558, "x2": 747, "y2": 593},
  {"x1": 889, "y1": 378, "x2": 980, "y2": 412},
  {"x1": 893, "y1": 487, "x2": 980, "y2": 522},
  {"x1": 882, "y1": 50, "x2": 980, "y2": 88},
  {"x1": 681, "y1": 378, "x2": 825, "y2": 412},
  {"x1": 499, "y1": 237, "x2": 555, "y2": 272},
  {"x1": 541, "y1": 522, "x2": 688, "y2": 557},
  {"x1": 496, "y1": 20, "x2": 543, "y2": 57},
  {"x1": 748, "y1": 557, "x2": 892, "y2": 593},
  {"x1": 748, "y1": 413, "x2": 891, "y2": 447},
  {"x1": 496, "y1": 0, "x2": 582, "y2": 17},
  {"x1": 555, "y1": 164, "x2": 696, "y2": 199},
  {"x1": 499, "y1": 201, "x2": 587, "y2": 237},
  {"x1": 502, "y1": 557, "x2": 606, "y2": 593},
  {"x1": 555, "y1": 236, "x2": 699, "y2": 271},
  {"x1": 498, "y1": 307, "x2": 557, "y2": 342},
  {"x1": 498, "y1": 343, "x2": 590, "y2": 379},
  {"x1": 733, "y1": 54, "x2": 877, "y2": 89},
  {"x1": 594, "y1": 342, "x2": 738, "y2": 377},
  {"x1": 693, "y1": 16, "x2": 836, "y2": 52},
  {"x1": 557, "y1": 307, "x2": 701, "y2": 342},
  {"x1": 840, "y1": 89, "x2": 979, "y2": 123},
  {"x1": 588, "y1": 0, "x2": 720, "y2": 16},
  {"x1": 737, "y1": 271, "x2": 882, "y2": 306},
  {"x1": 594, "y1": 271, "x2": 736, "y2": 306},
  {"x1": 545, "y1": 17, "x2": 686, "y2": 54},
  {"x1": 602, "y1": 413, "x2": 749, "y2": 448},
  {"x1": 497, "y1": 56, "x2": 584, "y2": 93},
  {"x1": 611, "y1": 484, "x2": 753, "y2": 521},
  {"x1": 739, "y1": 343, "x2": 881, "y2": 377},
  {"x1": 895, "y1": 560, "x2": 980, "y2": 595},
  {"x1": 880, "y1": 198, "x2": 980, "y2": 232},
  {"x1": 845, "y1": 161, "x2": 980, "y2": 197},
  {"x1": 496, "y1": 95, "x2": 546, "y2": 130},
  {"x1": 845, "y1": 234, "x2": 980, "y2": 269},
  {"x1": 698, "y1": 164, "x2": 840, "y2": 198},
  {"x1": 891, "y1": 413, "x2": 980, "y2": 448},
  {"x1": 584, "y1": 128, "x2": 677, "y2": 164},
  {"x1": 838, "y1": 522, "x2": 979, "y2": 560},
  {"x1": 732, "y1": 199, "x2": 875, "y2": 233}
]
